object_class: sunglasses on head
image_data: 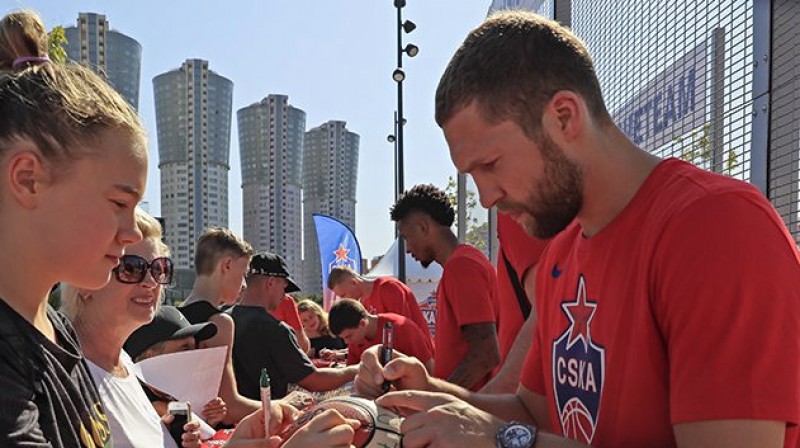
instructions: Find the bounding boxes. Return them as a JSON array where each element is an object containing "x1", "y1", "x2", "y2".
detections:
[{"x1": 113, "y1": 255, "x2": 174, "y2": 285}]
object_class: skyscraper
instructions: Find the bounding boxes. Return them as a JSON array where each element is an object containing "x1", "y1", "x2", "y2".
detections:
[
  {"x1": 238, "y1": 94, "x2": 306, "y2": 284},
  {"x1": 154, "y1": 59, "x2": 233, "y2": 270},
  {"x1": 302, "y1": 121, "x2": 360, "y2": 294},
  {"x1": 64, "y1": 12, "x2": 141, "y2": 110}
]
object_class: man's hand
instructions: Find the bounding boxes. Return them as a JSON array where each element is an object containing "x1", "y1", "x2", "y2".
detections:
[
  {"x1": 228, "y1": 400, "x2": 299, "y2": 440},
  {"x1": 377, "y1": 391, "x2": 505, "y2": 448},
  {"x1": 282, "y1": 409, "x2": 361, "y2": 448},
  {"x1": 355, "y1": 345, "x2": 432, "y2": 398},
  {"x1": 319, "y1": 348, "x2": 346, "y2": 362}
]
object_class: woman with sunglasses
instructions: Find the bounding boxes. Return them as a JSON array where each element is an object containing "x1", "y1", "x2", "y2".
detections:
[{"x1": 60, "y1": 209, "x2": 204, "y2": 448}]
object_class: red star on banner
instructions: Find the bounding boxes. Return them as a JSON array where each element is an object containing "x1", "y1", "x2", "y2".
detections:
[
  {"x1": 333, "y1": 244, "x2": 350, "y2": 262},
  {"x1": 562, "y1": 275, "x2": 597, "y2": 351}
]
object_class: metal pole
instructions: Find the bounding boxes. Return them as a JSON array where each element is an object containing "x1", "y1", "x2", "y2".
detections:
[
  {"x1": 749, "y1": 0, "x2": 770, "y2": 196},
  {"x1": 457, "y1": 173, "x2": 467, "y2": 242},
  {"x1": 395, "y1": 1, "x2": 406, "y2": 284},
  {"x1": 710, "y1": 28, "x2": 726, "y2": 174},
  {"x1": 393, "y1": 111, "x2": 399, "y2": 205}
]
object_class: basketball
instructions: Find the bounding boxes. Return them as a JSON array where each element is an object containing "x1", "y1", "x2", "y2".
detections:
[
  {"x1": 278, "y1": 396, "x2": 403, "y2": 448},
  {"x1": 560, "y1": 398, "x2": 595, "y2": 444}
]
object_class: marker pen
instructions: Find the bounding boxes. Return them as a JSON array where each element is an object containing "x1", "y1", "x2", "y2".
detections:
[{"x1": 380, "y1": 322, "x2": 394, "y2": 394}]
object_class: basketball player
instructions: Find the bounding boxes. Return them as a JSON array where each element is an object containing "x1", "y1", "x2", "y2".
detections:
[{"x1": 354, "y1": 10, "x2": 800, "y2": 448}]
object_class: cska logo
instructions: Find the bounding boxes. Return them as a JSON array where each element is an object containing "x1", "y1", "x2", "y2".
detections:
[
  {"x1": 328, "y1": 242, "x2": 358, "y2": 274},
  {"x1": 551, "y1": 275, "x2": 605, "y2": 444}
]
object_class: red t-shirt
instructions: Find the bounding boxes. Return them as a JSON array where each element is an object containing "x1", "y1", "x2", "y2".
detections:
[
  {"x1": 434, "y1": 244, "x2": 499, "y2": 390},
  {"x1": 270, "y1": 295, "x2": 303, "y2": 335},
  {"x1": 362, "y1": 277, "x2": 433, "y2": 342},
  {"x1": 521, "y1": 159, "x2": 800, "y2": 447},
  {"x1": 345, "y1": 313, "x2": 434, "y2": 366},
  {"x1": 495, "y1": 212, "x2": 549, "y2": 362}
]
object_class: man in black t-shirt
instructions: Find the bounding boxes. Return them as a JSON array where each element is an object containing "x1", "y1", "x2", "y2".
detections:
[{"x1": 228, "y1": 253, "x2": 357, "y2": 400}]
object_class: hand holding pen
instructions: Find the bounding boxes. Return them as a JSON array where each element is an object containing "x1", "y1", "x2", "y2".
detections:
[{"x1": 380, "y1": 322, "x2": 395, "y2": 394}]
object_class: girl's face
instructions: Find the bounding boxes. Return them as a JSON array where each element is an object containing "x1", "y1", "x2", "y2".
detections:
[
  {"x1": 33, "y1": 129, "x2": 148, "y2": 290},
  {"x1": 300, "y1": 311, "x2": 320, "y2": 334},
  {"x1": 84, "y1": 237, "x2": 165, "y2": 334}
]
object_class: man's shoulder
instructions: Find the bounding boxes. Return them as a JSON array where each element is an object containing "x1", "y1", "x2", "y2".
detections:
[
  {"x1": 378, "y1": 312, "x2": 408, "y2": 326},
  {"x1": 230, "y1": 305, "x2": 282, "y2": 329},
  {"x1": 444, "y1": 245, "x2": 494, "y2": 276},
  {"x1": 375, "y1": 276, "x2": 408, "y2": 292}
]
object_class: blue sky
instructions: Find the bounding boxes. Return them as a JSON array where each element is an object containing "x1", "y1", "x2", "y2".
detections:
[{"x1": 7, "y1": 1, "x2": 489, "y2": 258}]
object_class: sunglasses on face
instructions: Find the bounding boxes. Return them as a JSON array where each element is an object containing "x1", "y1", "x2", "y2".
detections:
[{"x1": 113, "y1": 255, "x2": 174, "y2": 285}]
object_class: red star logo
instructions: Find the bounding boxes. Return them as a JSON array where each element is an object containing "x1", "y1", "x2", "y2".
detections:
[
  {"x1": 333, "y1": 244, "x2": 350, "y2": 262},
  {"x1": 562, "y1": 275, "x2": 597, "y2": 351}
]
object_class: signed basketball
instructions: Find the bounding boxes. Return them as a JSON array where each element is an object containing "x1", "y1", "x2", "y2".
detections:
[{"x1": 278, "y1": 396, "x2": 403, "y2": 448}]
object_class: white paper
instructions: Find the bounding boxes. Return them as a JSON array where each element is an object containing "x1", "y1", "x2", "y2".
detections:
[{"x1": 134, "y1": 346, "x2": 227, "y2": 423}]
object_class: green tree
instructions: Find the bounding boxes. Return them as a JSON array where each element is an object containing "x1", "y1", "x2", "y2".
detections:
[
  {"x1": 676, "y1": 123, "x2": 739, "y2": 175},
  {"x1": 48, "y1": 26, "x2": 68, "y2": 63},
  {"x1": 444, "y1": 176, "x2": 488, "y2": 253}
]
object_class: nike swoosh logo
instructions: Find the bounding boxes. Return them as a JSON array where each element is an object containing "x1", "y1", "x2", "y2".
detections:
[{"x1": 551, "y1": 263, "x2": 562, "y2": 278}]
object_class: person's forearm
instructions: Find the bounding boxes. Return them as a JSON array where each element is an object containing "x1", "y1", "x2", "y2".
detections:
[
  {"x1": 480, "y1": 313, "x2": 536, "y2": 394},
  {"x1": 219, "y1": 365, "x2": 261, "y2": 423},
  {"x1": 298, "y1": 330, "x2": 310, "y2": 355},
  {"x1": 298, "y1": 366, "x2": 358, "y2": 391},
  {"x1": 447, "y1": 343, "x2": 500, "y2": 390},
  {"x1": 464, "y1": 392, "x2": 537, "y2": 425}
]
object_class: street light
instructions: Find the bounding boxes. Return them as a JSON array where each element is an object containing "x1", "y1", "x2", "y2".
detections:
[{"x1": 392, "y1": 0, "x2": 416, "y2": 284}]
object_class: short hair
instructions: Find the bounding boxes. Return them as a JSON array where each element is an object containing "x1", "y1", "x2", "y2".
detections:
[
  {"x1": 297, "y1": 299, "x2": 332, "y2": 337},
  {"x1": 390, "y1": 184, "x2": 455, "y2": 226},
  {"x1": 327, "y1": 266, "x2": 359, "y2": 290},
  {"x1": 435, "y1": 10, "x2": 611, "y2": 140},
  {"x1": 60, "y1": 208, "x2": 168, "y2": 321},
  {"x1": 0, "y1": 10, "x2": 146, "y2": 176},
  {"x1": 194, "y1": 227, "x2": 253, "y2": 275},
  {"x1": 328, "y1": 299, "x2": 367, "y2": 336}
]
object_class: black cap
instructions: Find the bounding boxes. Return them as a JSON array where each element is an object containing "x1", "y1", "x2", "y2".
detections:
[
  {"x1": 124, "y1": 306, "x2": 217, "y2": 360},
  {"x1": 248, "y1": 252, "x2": 301, "y2": 293}
]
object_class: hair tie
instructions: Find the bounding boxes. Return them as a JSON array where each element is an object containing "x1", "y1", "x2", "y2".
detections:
[{"x1": 11, "y1": 55, "x2": 51, "y2": 68}]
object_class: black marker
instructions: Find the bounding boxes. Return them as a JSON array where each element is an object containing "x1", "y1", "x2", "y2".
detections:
[{"x1": 380, "y1": 322, "x2": 394, "y2": 394}]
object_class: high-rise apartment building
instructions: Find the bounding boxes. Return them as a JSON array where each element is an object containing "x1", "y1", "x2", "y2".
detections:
[
  {"x1": 64, "y1": 12, "x2": 141, "y2": 110},
  {"x1": 238, "y1": 94, "x2": 306, "y2": 283},
  {"x1": 302, "y1": 121, "x2": 360, "y2": 294},
  {"x1": 154, "y1": 59, "x2": 233, "y2": 270}
]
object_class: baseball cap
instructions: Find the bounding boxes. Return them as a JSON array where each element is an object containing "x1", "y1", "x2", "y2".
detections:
[
  {"x1": 124, "y1": 306, "x2": 217, "y2": 360},
  {"x1": 248, "y1": 252, "x2": 301, "y2": 293}
]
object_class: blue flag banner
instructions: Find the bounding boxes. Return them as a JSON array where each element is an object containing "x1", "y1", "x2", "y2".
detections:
[{"x1": 312, "y1": 213, "x2": 362, "y2": 310}]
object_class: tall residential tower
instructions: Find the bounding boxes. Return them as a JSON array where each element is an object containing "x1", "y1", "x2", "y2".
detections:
[
  {"x1": 238, "y1": 94, "x2": 306, "y2": 283},
  {"x1": 64, "y1": 12, "x2": 142, "y2": 110},
  {"x1": 154, "y1": 59, "x2": 233, "y2": 269},
  {"x1": 302, "y1": 121, "x2": 360, "y2": 294}
]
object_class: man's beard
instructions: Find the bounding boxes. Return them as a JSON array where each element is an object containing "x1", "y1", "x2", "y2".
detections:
[{"x1": 501, "y1": 135, "x2": 583, "y2": 239}]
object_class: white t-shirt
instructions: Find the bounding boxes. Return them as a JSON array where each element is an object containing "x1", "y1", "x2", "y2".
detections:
[{"x1": 87, "y1": 351, "x2": 179, "y2": 448}]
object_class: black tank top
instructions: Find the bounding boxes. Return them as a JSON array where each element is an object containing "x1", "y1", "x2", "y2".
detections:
[{"x1": 177, "y1": 301, "x2": 221, "y2": 324}]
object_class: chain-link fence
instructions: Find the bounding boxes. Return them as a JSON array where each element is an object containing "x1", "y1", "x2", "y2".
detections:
[{"x1": 483, "y1": 0, "x2": 800, "y2": 244}]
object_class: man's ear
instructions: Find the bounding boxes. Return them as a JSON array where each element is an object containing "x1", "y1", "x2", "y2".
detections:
[
  {"x1": 219, "y1": 255, "x2": 233, "y2": 275},
  {"x1": 7, "y1": 149, "x2": 48, "y2": 209},
  {"x1": 542, "y1": 90, "x2": 585, "y2": 143},
  {"x1": 417, "y1": 216, "x2": 431, "y2": 236}
]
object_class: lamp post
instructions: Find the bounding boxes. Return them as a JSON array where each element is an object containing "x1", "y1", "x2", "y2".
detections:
[
  {"x1": 387, "y1": 112, "x2": 399, "y2": 204},
  {"x1": 392, "y1": 0, "x2": 417, "y2": 284}
]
